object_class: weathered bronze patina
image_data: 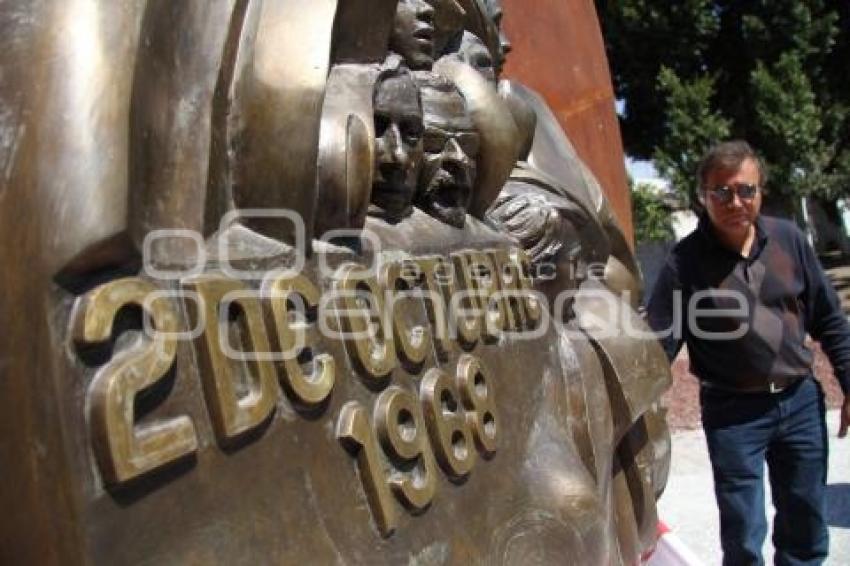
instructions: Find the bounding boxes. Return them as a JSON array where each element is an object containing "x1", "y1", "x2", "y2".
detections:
[{"x1": 0, "y1": 1, "x2": 670, "y2": 564}]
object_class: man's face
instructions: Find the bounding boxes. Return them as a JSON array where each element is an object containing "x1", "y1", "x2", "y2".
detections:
[
  {"x1": 371, "y1": 75, "x2": 424, "y2": 223},
  {"x1": 416, "y1": 87, "x2": 479, "y2": 228},
  {"x1": 702, "y1": 157, "x2": 763, "y2": 241},
  {"x1": 389, "y1": 0, "x2": 436, "y2": 70}
]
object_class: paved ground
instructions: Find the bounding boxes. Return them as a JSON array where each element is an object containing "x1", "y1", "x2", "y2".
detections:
[{"x1": 658, "y1": 410, "x2": 850, "y2": 565}]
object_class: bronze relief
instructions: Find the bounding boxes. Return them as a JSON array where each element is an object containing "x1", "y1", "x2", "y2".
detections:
[{"x1": 0, "y1": 1, "x2": 670, "y2": 564}]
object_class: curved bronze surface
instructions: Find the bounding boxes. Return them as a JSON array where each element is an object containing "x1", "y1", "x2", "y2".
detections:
[{"x1": 0, "y1": 2, "x2": 670, "y2": 564}]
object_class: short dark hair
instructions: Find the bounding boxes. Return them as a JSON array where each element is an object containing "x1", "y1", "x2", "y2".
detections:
[{"x1": 697, "y1": 140, "x2": 768, "y2": 190}]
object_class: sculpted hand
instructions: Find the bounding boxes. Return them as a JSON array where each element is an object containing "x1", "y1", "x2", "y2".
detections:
[{"x1": 840, "y1": 395, "x2": 850, "y2": 438}]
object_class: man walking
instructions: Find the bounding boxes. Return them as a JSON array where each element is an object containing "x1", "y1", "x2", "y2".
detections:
[{"x1": 647, "y1": 140, "x2": 850, "y2": 564}]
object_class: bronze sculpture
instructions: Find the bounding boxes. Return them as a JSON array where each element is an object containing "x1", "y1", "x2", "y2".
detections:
[
  {"x1": 0, "y1": 1, "x2": 670, "y2": 564},
  {"x1": 414, "y1": 73, "x2": 479, "y2": 228},
  {"x1": 368, "y1": 61, "x2": 423, "y2": 224},
  {"x1": 390, "y1": 0, "x2": 438, "y2": 70},
  {"x1": 451, "y1": 31, "x2": 497, "y2": 83}
]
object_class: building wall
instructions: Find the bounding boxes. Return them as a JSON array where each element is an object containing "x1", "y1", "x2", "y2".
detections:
[{"x1": 501, "y1": 0, "x2": 633, "y2": 244}]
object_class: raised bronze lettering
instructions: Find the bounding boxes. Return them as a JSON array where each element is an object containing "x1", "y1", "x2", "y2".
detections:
[
  {"x1": 457, "y1": 354, "x2": 499, "y2": 456},
  {"x1": 71, "y1": 278, "x2": 198, "y2": 485},
  {"x1": 337, "y1": 402, "x2": 398, "y2": 537},
  {"x1": 488, "y1": 248, "x2": 523, "y2": 331},
  {"x1": 374, "y1": 386, "x2": 437, "y2": 510},
  {"x1": 380, "y1": 261, "x2": 429, "y2": 369},
  {"x1": 450, "y1": 251, "x2": 483, "y2": 348},
  {"x1": 469, "y1": 251, "x2": 505, "y2": 341},
  {"x1": 262, "y1": 273, "x2": 335, "y2": 406},
  {"x1": 420, "y1": 368, "x2": 476, "y2": 479},
  {"x1": 414, "y1": 256, "x2": 456, "y2": 361},
  {"x1": 183, "y1": 276, "x2": 278, "y2": 443},
  {"x1": 512, "y1": 248, "x2": 542, "y2": 329},
  {"x1": 333, "y1": 263, "x2": 397, "y2": 379}
]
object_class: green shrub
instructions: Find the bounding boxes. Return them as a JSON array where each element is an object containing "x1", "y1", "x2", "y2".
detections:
[{"x1": 632, "y1": 183, "x2": 675, "y2": 243}]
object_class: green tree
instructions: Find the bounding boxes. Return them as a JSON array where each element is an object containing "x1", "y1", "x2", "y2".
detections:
[
  {"x1": 596, "y1": 0, "x2": 850, "y2": 215},
  {"x1": 631, "y1": 182, "x2": 675, "y2": 243},
  {"x1": 652, "y1": 67, "x2": 730, "y2": 207}
]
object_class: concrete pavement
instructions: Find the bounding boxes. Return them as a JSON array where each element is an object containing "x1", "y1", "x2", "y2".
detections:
[{"x1": 657, "y1": 409, "x2": 850, "y2": 565}]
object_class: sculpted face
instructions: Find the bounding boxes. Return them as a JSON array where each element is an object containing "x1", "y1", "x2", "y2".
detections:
[
  {"x1": 457, "y1": 31, "x2": 496, "y2": 83},
  {"x1": 370, "y1": 73, "x2": 424, "y2": 223},
  {"x1": 484, "y1": 0, "x2": 512, "y2": 73},
  {"x1": 416, "y1": 81, "x2": 480, "y2": 228},
  {"x1": 390, "y1": 0, "x2": 436, "y2": 70},
  {"x1": 701, "y1": 157, "x2": 763, "y2": 244}
]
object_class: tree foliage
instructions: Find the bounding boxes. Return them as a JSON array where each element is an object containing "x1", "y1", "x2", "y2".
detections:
[
  {"x1": 631, "y1": 183, "x2": 675, "y2": 243},
  {"x1": 596, "y1": 0, "x2": 850, "y2": 211},
  {"x1": 652, "y1": 68, "x2": 730, "y2": 205}
]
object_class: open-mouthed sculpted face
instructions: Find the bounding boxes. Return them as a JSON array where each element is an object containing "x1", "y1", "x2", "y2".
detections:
[
  {"x1": 390, "y1": 0, "x2": 437, "y2": 70},
  {"x1": 416, "y1": 84, "x2": 480, "y2": 228},
  {"x1": 370, "y1": 73, "x2": 424, "y2": 223}
]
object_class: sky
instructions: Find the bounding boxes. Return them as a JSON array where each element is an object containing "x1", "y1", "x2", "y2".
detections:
[{"x1": 626, "y1": 158, "x2": 659, "y2": 182}]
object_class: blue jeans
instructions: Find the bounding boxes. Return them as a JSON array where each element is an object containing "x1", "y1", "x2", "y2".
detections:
[{"x1": 701, "y1": 377, "x2": 829, "y2": 566}]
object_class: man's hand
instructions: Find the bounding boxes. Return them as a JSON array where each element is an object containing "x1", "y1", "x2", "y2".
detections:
[{"x1": 840, "y1": 395, "x2": 850, "y2": 438}]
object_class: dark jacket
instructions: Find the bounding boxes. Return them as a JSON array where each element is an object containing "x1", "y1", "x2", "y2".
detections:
[{"x1": 647, "y1": 214, "x2": 850, "y2": 394}]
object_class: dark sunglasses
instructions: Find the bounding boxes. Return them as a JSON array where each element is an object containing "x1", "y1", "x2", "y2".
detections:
[{"x1": 707, "y1": 183, "x2": 759, "y2": 204}]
